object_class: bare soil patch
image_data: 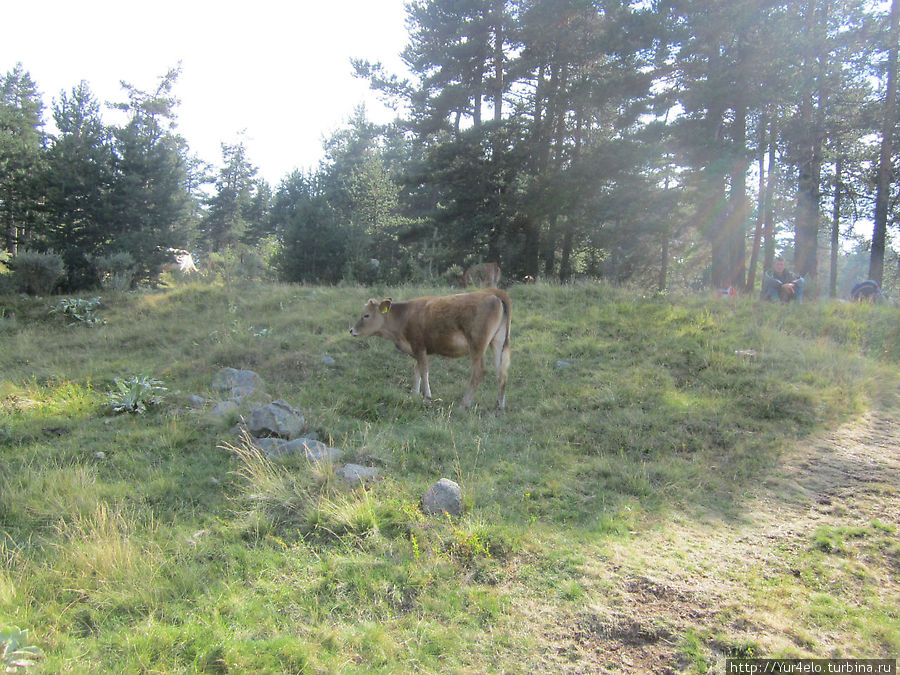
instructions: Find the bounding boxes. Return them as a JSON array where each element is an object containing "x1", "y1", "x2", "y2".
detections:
[{"x1": 521, "y1": 409, "x2": 900, "y2": 673}]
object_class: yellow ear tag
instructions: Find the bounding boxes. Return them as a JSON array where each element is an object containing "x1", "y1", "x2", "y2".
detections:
[{"x1": 381, "y1": 306, "x2": 389, "y2": 314}]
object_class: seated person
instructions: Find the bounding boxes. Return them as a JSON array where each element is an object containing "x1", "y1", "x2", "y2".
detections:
[
  {"x1": 763, "y1": 257, "x2": 805, "y2": 302},
  {"x1": 850, "y1": 279, "x2": 882, "y2": 302}
]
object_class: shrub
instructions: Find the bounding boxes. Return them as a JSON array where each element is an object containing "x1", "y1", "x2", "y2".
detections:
[
  {"x1": 443, "y1": 264, "x2": 464, "y2": 286},
  {"x1": 0, "y1": 252, "x2": 14, "y2": 295},
  {"x1": 107, "y1": 374, "x2": 167, "y2": 414},
  {"x1": 52, "y1": 296, "x2": 103, "y2": 324},
  {"x1": 237, "y1": 244, "x2": 275, "y2": 281},
  {"x1": 94, "y1": 252, "x2": 136, "y2": 291},
  {"x1": 10, "y1": 250, "x2": 65, "y2": 296}
]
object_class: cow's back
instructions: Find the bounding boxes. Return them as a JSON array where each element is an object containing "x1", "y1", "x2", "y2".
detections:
[{"x1": 411, "y1": 291, "x2": 507, "y2": 357}]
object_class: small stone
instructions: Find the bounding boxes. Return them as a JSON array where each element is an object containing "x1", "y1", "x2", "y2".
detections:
[
  {"x1": 337, "y1": 463, "x2": 380, "y2": 484},
  {"x1": 246, "y1": 399, "x2": 304, "y2": 439},
  {"x1": 423, "y1": 478, "x2": 463, "y2": 517},
  {"x1": 212, "y1": 399, "x2": 239, "y2": 419},
  {"x1": 211, "y1": 368, "x2": 264, "y2": 402}
]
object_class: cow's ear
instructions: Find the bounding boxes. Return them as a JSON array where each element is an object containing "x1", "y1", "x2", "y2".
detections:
[{"x1": 379, "y1": 299, "x2": 392, "y2": 314}]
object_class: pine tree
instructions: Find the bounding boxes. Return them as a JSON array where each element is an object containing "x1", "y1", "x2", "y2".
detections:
[
  {"x1": 869, "y1": 0, "x2": 899, "y2": 285},
  {"x1": 272, "y1": 171, "x2": 348, "y2": 284},
  {"x1": 201, "y1": 139, "x2": 259, "y2": 253},
  {"x1": 107, "y1": 68, "x2": 192, "y2": 282},
  {"x1": 401, "y1": 0, "x2": 514, "y2": 135},
  {"x1": 0, "y1": 63, "x2": 45, "y2": 253},
  {"x1": 42, "y1": 81, "x2": 115, "y2": 289}
]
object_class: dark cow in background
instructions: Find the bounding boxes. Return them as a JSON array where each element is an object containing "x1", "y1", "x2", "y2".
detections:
[
  {"x1": 850, "y1": 280, "x2": 882, "y2": 302},
  {"x1": 463, "y1": 262, "x2": 501, "y2": 288},
  {"x1": 350, "y1": 289, "x2": 511, "y2": 410}
]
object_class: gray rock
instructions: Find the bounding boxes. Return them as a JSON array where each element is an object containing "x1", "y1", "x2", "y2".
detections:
[
  {"x1": 187, "y1": 395, "x2": 205, "y2": 408},
  {"x1": 211, "y1": 399, "x2": 239, "y2": 419},
  {"x1": 337, "y1": 463, "x2": 380, "y2": 484},
  {"x1": 321, "y1": 355, "x2": 336, "y2": 366},
  {"x1": 246, "y1": 399, "x2": 304, "y2": 438},
  {"x1": 253, "y1": 437, "x2": 341, "y2": 463},
  {"x1": 423, "y1": 478, "x2": 463, "y2": 516},
  {"x1": 212, "y1": 368, "x2": 263, "y2": 402},
  {"x1": 299, "y1": 438, "x2": 341, "y2": 462}
]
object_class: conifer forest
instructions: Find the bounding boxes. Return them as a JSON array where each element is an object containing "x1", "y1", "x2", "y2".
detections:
[{"x1": 1, "y1": 0, "x2": 898, "y2": 297}]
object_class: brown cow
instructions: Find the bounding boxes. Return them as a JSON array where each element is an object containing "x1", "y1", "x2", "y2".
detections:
[
  {"x1": 350, "y1": 289, "x2": 511, "y2": 410},
  {"x1": 462, "y1": 262, "x2": 501, "y2": 288}
]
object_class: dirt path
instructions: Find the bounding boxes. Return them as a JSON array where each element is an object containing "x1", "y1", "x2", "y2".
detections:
[{"x1": 532, "y1": 410, "x2": 900, "y2": 673}]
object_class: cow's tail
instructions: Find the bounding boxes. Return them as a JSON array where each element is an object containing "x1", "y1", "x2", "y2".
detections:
[
  {"x1": 497, "y1": 293, "x2": 511, "y2": 409},
  {"x1": 501, "y1": 296, "x2": 511, "y2": 350}
]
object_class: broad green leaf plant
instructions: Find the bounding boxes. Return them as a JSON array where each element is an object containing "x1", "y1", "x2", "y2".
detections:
[
  {"x1": 1, "y1": 626, "x2": 42, "y2": 672},
  {"x1": 107, "y1": 374, "x2": 167, "y2": 414},
  {"x1": 51, "y1": 296, "x2": 103, "y2": 324}
]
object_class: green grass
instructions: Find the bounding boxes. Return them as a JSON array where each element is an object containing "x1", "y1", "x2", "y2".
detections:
[{"x1": 1, "y1": 279, "x2": 899, "y2": 672}]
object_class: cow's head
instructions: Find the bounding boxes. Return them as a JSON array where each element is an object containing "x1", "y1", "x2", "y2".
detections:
[{"x1": 350, "y1": 298, "x2": 392, "y2": 337}]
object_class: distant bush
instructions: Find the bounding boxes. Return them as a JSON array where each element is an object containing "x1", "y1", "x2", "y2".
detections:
[
  {"x1": 10, "y1": 250, "x2": 65, "y2": 296},
  {"x1": 236, "y1": 247, "x2": 269, "y2": 281},
  {"x1": 0, "y1": 252, "x2": 14, "y2": 295},
  {"x1": 52, "y1": 296, "x2": 103, "y2": 325},
  {"x1": 206, "y1": 244, "x2": 277, "y2": 284},
  {"x1": 443, "y1": 264, "x2": 464, "y2": 286},
  {"x1": 94, "y1": 252, "x2": 136, "y2": 291}
]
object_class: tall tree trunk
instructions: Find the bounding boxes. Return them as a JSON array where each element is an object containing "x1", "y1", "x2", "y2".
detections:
[
  {"x1": 659, "y1": 167, "x2": 672, "y2": 293},
  {"x1": 492, "y1": 0, "x2": 504, "y2": 123},
  {"x1": 658, "y1": 234, "x2": 669, "y2": 293},
  {"x1": 869, "y1": 0, "x2": 899, "y2": 284},
  {"x1": 532, "y1": 62, "x2": 553, "y2": 279},
  {"x1": 705, "y1": 48, "x2": 731, "y2": 289},
  {"x1": 543, "y1": 215, "x2": 558, "y2": 277},
  {"x1": 794, "y1": 0, "x2": 825, "y2": 287},
  {"x1": 763, "y1": 118, "x2": 778, "y2": 273},
  {"x1": 747, "y1": 112, "x2": 768, "y2": 292},
  {"x1": 552, "y1": 64, "x2": 569, "y2": 163},
  {"x1": 534, "y1": 63, "x2": 545, "y2": 141},
  {"x1": 830, "y1": 151, "x2": 843, "y2": 297},
  {"x1": 559, "y1": 220, "x2": 575, "y2": 282},
  {"x1": 2, "y1": 187, "x2": 13, "y2": 253},
  {"x1": 559, "y1": 110, "x2": 585, "y2": 283},
  {"x1": 523, "y1": 215, "x2": 540, "y2": 277},
  {"x1": 473, "y1": 72, "x2": 483, "y2": 128},
  {"x1": 727, "y1": 98, "x2": 749, "y2": 289}
]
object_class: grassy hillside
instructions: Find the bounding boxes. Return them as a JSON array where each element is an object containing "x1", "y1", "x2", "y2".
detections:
[{"x1": 1, "y1": 280, "x2": 898, "y2": 673}]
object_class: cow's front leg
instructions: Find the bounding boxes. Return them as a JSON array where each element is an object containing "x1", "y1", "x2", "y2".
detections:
[
  {"x1": 413, "y1": 353, "x2": 432, "y2": 401},
  {"x1": 411, "y1": 363, "x2": 422, "y2": 395}
]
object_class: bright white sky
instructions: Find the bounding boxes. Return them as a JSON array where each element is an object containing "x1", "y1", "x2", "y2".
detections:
[{"x1": 2, "y1": 0, "x2": 410, "y2": 186}]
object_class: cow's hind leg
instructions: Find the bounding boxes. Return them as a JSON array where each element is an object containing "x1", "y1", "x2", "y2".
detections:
[
  {"x1": 459, "y1": 348, "x2": 487, "y2": 411},
  {"x1": 490, "y1": 324, "x2": 510, "y2": 410}
]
